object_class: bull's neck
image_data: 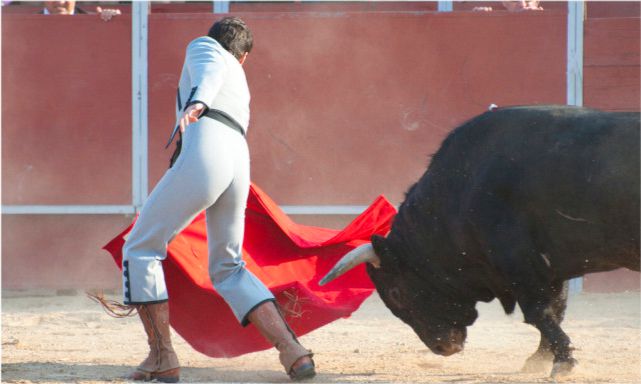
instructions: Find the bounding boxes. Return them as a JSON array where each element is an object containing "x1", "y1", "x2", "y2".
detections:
[{"x1": 390, "y1": 201, "x2": 495, "y2": 303}]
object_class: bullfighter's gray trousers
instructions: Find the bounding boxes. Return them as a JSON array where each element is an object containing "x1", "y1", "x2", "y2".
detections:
[{"x1": 122, "y1": 117, "x2": 274, "y2": 323}]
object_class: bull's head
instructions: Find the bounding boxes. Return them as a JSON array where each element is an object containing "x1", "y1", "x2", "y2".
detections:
[{"x1": 320, "y1": 235, "x2": 478, "y2": 357}]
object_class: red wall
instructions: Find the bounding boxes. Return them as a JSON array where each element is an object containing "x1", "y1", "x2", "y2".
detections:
[
  {"x1": 1, "y1": 14, "x2": 134, "y2": 290},
  {"x1": 2, "y1": 9, "x2": 638, "y2": 291},
  {"x1": 147, "y1": 11, "x2": 566, "y2": 205},
  {"x1": 580, "y1": 15, "x2": 640, "y2": 292},
  {"x1": 1, "y1": 15, "x2": 132, "y2": 205}
]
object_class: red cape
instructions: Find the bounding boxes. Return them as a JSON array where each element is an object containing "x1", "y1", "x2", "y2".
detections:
[{"x1": 104, "y1": 183, "x2": 396, "y2": 358}]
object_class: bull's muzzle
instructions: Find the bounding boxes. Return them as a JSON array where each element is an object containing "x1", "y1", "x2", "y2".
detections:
[
  {"x1": 425, "y1": 328, "x2": 466, "y2": 357},
  {"x1": 431, "y1": 341, "x2": 464, "y2": 356}
]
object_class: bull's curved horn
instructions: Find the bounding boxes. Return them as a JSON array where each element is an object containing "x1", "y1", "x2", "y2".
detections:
[{"x1": 319, "y1": 243, "x2": 380, "y2": 286}]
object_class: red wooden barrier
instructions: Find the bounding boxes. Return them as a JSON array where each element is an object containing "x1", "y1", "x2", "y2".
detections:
[
  {"x1": 2, "y1": 15, "x2": 132, "y2": 205},
  {"x1": 147, "y1": 11, "x2": 566, "y2": 205},
  {"x1": 581, "y1": 15, "x2": 640, "y2": 292},
  {"x1": 1, "y1": 10, "x2": 638, "y2": 291}
]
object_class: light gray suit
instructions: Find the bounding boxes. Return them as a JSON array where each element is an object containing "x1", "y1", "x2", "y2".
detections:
[{"x1": 122, "y1": 36, "x2": 274, "y2": 324}]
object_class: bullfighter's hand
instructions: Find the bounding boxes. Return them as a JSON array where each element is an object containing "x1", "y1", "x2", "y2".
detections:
[
  {"x1": 96, "y1": 7, "x2": 121, "y2": 22},
  {"x1": 180, "y1": 102, "x2": 206, "y2": 133}
]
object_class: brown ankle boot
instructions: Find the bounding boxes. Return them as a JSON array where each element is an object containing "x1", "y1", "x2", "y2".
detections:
[
  {"x1": 128, "y1": 302, "x2": 181, "y2": 383},
  {"x1": 247, "y1": 301, "x2": 316, "y2": 381}
]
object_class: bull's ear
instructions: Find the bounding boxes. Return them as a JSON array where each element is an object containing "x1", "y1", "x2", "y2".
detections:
[{"x1": 371, "y1": 235, "x2": 399, "y2": 268}]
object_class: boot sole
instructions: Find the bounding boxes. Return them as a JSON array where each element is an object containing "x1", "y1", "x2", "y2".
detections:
[
  {"x1": 153, "y1": 377, "x2": 180, "y2": 383},
  {"x1": 128, "y1": 368, "x2": 180, "y2": 383},
  {"x1": 132, "y1": 374, "x2": 180, "y2": 383},
  {"x1": 289, "y1": 362, "x2": 316, "y2": 381}
]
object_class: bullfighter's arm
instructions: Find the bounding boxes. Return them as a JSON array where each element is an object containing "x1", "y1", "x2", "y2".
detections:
[
  {"x1": 179, "y1": 37, "x2": 228, "y2": 132},
  {"x1": 185, "y1": 37, "x2": 228, "y2": 113}
]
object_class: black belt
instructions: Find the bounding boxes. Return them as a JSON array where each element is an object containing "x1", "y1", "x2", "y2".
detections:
[
  {"x1": 165, "y1": 108, "x2": 245, "y2": 149},
  {"x1": 202, "y1": 109, "x2": 246, "y2": 137}
]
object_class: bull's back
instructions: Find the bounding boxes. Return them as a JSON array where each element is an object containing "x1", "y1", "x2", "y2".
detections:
[{"x1": 429, "y1": 106, "x2": 640, "y2": 276}]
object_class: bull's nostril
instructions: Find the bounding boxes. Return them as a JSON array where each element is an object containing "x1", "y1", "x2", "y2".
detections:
[{"x1": 434, "y1": 345, "x2": 445, "y2": 354}]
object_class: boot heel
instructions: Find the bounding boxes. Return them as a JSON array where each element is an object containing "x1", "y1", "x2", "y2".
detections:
[
  {"x1": 152, "y1": 367, "x2": 181, "y2": 383},
  {"x1": 247, "y1": 301, "x2": 316, "y2": 381}
]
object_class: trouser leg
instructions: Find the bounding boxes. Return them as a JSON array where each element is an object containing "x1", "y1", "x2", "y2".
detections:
[
  {"x1": 121, "y1": 121, "x2": 255, "y2": 383},
  {"x1": 203, "y1": 153, "x2": 314, "y2": 380},
  {"x1": 122, "y1": 120, "x2": 236, "y2": 304},
  {"x1": 122, "y1": 165, "x2": 217, "y2": 304},
  {"x1": 204, "y1": 148, "x2": 274, "y2": 324}
]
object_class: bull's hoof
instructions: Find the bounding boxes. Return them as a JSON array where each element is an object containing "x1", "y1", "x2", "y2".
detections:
[
  {"x1": 550, "y1": 358, "x2": 577, "y2": 378},
  {"x1": 521, "y1": 354, "x2": 552, "y2": 373}
]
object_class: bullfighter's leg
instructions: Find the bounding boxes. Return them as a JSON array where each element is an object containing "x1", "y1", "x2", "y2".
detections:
[
  {"x1": 121, "y1": 119, "x2": 242, "y2": 381},
  {"x1": 517, "y1": 281, "x2": 576, "y2": 378},
  {"x1": 203, "y1": 140, "x2": 275, "y2": 323},
  {"x1": 203, "y1": 140, "x2": 315, "y2": 381},
  {"x1": 123, "y1": 118, "x2": 235, "y2": 304},
  {"x1": 521, "y1": 280, "x2": 569, "y2": 373}
]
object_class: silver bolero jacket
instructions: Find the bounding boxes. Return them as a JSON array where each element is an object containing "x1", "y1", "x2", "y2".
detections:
[{"x1": 167, "y1": 36, "x2": 250, "y2": 147}]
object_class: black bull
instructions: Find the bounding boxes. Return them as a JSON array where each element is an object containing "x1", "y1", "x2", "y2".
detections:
[{"x1": 321, "y1": 105, "x2": 640, "y2": 377}]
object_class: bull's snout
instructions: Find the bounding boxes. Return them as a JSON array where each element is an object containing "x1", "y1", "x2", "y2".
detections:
[
  {"x1": 426, "y1": 329, "x2": 466, "y2": 356},
  {"x1": 431, "y1": 341, "x2": 463, "y2": 356}
]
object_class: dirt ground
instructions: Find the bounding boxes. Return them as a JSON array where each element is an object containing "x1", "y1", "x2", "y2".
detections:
[{"x1": 2, "y1": 290, "x2": 640, "y2": 383}]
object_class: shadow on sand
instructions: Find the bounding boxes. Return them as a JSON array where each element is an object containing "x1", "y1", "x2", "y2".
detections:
[{"x1": 1, "y1": 362, "x2": 358, "y2": 383}]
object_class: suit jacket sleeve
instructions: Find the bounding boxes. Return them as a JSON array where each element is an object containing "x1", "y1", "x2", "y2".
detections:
[{"x1": 185, "y1": 37, "x2": 228, "y2": 110}]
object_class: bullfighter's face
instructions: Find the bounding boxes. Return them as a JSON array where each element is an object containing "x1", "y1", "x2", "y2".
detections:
[{"x1": 369, "y1": 235, "x2": 476, "y2": 357}]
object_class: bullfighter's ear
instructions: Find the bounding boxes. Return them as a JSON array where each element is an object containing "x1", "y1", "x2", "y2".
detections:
[{"x1": 371, "y1": 234, "x2": 399, "y2": 268}]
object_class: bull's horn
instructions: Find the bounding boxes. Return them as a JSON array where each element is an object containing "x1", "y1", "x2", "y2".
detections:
[{"x1": 319, "y1": 243, "x2": 381, "y2": 286}]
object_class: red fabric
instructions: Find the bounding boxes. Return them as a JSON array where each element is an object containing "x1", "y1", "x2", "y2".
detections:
[{"x1": 103, "y1": 183, "x2": 396, "y2": 358}]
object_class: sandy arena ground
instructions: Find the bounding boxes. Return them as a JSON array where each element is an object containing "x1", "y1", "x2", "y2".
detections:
[{"x1": 2, "y1": 290, "x2": 640, "y2": 383}]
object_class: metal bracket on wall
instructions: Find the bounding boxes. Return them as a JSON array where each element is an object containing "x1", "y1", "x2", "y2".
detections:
[
  {"x1": 567, "y1": 1, "x2": 585, "y2": 293},
  {"x1": 213, "y1": 1, "x2": 230, "y2": 13},
  {"x1": 567, "y1": 1, "x2": 585, "y2": 108},
  {"x1": 132, "y1": 1, "x2": 150, "y2": 213},
  {"x1": 437, "y1": 1, "x2": 453, "y2": 12}
]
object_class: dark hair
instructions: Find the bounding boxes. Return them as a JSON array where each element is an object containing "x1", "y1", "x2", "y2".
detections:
[{"x1": 207, "y1": 16, "x2": 253, "y2": 60}]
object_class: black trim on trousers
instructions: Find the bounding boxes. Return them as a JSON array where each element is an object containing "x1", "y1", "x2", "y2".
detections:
[
  {"x1": 124, "y1": 298, "x2": 170, "y2": 306},
  {"x1": 123, "y1": 260, "x2": 132, "y2": 303}
]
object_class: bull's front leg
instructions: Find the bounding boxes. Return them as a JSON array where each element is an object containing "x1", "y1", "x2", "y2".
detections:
[
  {"x1": 536, "y1": 317, "x2": 576, "y2": 378},
  {"x1": 520, "y1": 292, "x2": 576, "y2": 378},
  {"x1": 521, "y1": 281, "x2": 569, "y2": 373},
  {"x1": 521, "y1": 334, "x2": 554, "y2": 373}
]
